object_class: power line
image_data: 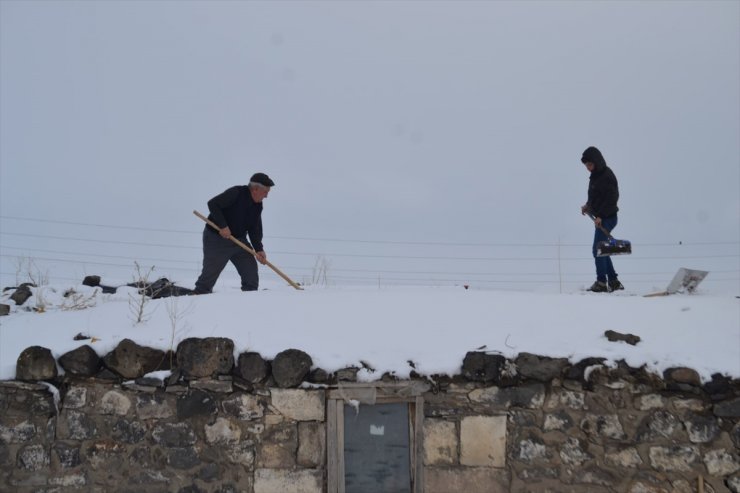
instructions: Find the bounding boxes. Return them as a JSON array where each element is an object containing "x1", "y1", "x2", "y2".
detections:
[
  {"x1": 0, "y1": 272, "x2": 83, "y2": 283},
  {"x1": 0, "y1": 254, "x2": 195, "y2": 272},
  {"x1": 0, "y1": 254, "x2": 740, "y2": 282},
  {"x1": 1, "y1": 232, "x2": 200, "y2": 250},
  {"x1": 0, "y1": 245, "x2": 197, "y2": 264},
  {"x1": 0, "y1": 215, "x2": 198, "y2": 235},
  {"x1": 295, "y1": 273, "x2": 740, "y2": 286},
  {"x1": 4, "y1": 252, "x2": 736, "y2": 281},
  {"x1": 2, "y1": 216, "x2": 738, "y2": 292},
  {"x1": 0, "y1": 215, "x2": 572, "y2": 246},
  {"x1": 2, "y1": 215, "x2": 738, "y2": 248},
  {"x1": 284, "y1": 262, "x2": 740, "y2": 277},
  {"x1": 2, "y1": 232, "x2": 738, "y2": 262}
]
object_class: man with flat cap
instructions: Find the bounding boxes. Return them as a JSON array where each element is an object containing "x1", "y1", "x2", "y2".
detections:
[{"x1": 194, "y1": 173, "x2": 275, "y2": 294}]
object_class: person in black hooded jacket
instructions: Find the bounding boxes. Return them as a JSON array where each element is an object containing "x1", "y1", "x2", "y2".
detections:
[{"x1": 580, "y1": 146, "x2": 624, "y2": 292}]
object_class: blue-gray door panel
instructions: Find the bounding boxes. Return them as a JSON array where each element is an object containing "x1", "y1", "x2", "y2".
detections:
[{"x1": 343, "y1": 402, "x2": 411, "y2": 493}]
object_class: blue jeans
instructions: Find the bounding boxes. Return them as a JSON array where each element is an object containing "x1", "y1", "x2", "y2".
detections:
[{"x1": 593, "y1": 215, "x2": 619, "y2": 283}]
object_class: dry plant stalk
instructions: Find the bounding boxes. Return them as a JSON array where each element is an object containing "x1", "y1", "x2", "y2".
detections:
[
  {"x1": 61, "y1": 289, "x2": 99, "y2": 311},
  {"x1": 128, "y1": 261, "x2": 157, "y2": 325},
  {"x1": 165, "y1": 295, "x2": 193, "y2": 367},
  {"x1": 14, "y1": 257, "x2": 49, "y2": 287}
]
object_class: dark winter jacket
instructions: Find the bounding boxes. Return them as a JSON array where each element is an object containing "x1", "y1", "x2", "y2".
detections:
[
  {"x1": 205, "y1": 186, "x2": 264, "y2": 252},
  {"x1": 583, "y1": 147, "x2": 619, "y2": 219}
]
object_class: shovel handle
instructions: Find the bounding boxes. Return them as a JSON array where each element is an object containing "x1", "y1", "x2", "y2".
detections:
[
  {"x1": 585, "y1": 212, "x2": 614, "y2": 239},
  {"x1": 193, "y1": 210, "x2": 303, "y2": 290}
]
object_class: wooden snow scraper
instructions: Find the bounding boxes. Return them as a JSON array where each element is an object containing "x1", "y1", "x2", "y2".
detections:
[
  {"x1": 644, "y1": 268, "x2": 709, "y2": 297},
  {"x1": 193, "y1": 210, "x2": 304, "y2": 290}
]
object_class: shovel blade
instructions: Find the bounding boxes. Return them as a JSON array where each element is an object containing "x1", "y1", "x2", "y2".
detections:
[
  {"x1": 665, "y1": 268, "x2": 708, "y2": 294},
  {"x1": 596, "y1": 238, "x2": 632, "y2": 257}
]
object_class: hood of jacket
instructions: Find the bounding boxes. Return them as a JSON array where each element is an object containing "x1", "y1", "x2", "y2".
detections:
[{"x1": 581, "y1": 146, "x2": 607, "y2": 172}]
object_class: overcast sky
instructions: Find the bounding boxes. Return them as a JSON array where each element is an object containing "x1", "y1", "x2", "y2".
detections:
[{"x1": 1, "y1": 0, "x2": 738, "y2": 292}]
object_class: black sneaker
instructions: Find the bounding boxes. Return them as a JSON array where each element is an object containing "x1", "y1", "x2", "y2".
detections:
[
  {"x1": 609, "y1": 279, "x2": 624, "y2": 291},
  {"x1": 587, "y1": 281, "x2": 610, "y2": 293}
]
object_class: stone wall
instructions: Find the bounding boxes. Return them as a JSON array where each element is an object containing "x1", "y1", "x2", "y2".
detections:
[
  {"x1": 422, "y1": 379, "x2": 740, "y2": 493},
  {"x1": 1, "y1": 340, "x2": 739, "y2": 493},
  {"x1": 1, "y1": 379, "x2": 326, "y2": 493}
]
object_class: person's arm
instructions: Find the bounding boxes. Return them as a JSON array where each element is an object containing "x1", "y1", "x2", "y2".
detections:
[
  {"x1": 206, "y1": 187, "x2": 240, "y2": 236},
  {"x1": 247, "y1": 214, "x2": 265, "y2": 259},
  {"x1": 604, "y1": 173, "x2": 619, "y2": 215},
  {"x1": 246, "y1": 206, "x2": 267, "y2": 264},
  {"x1": 254, "y1": 251, "x2": 267, "y2": 265}
]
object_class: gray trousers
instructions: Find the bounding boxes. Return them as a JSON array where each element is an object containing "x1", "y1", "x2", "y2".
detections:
[{"x1": 194, "y1": 229, "x2": 258, "y2": 293}]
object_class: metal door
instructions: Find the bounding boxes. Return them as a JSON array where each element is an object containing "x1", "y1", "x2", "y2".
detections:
[{"x1": 343, "y1": 402, "x2": 411, "y2": 493}]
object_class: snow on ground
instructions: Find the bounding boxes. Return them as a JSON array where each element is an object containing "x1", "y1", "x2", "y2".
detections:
[{"x1": 0, "y1": 282, "x2": 738, "y2": 383}]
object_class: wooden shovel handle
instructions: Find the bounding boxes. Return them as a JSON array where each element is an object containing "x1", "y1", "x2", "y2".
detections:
[
  {"x1": 193, "y1": 210, "x2": 303, "y2": 290},
  {"x1": 643, "y1": 291, "x2": 670, "y2": 298}
]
